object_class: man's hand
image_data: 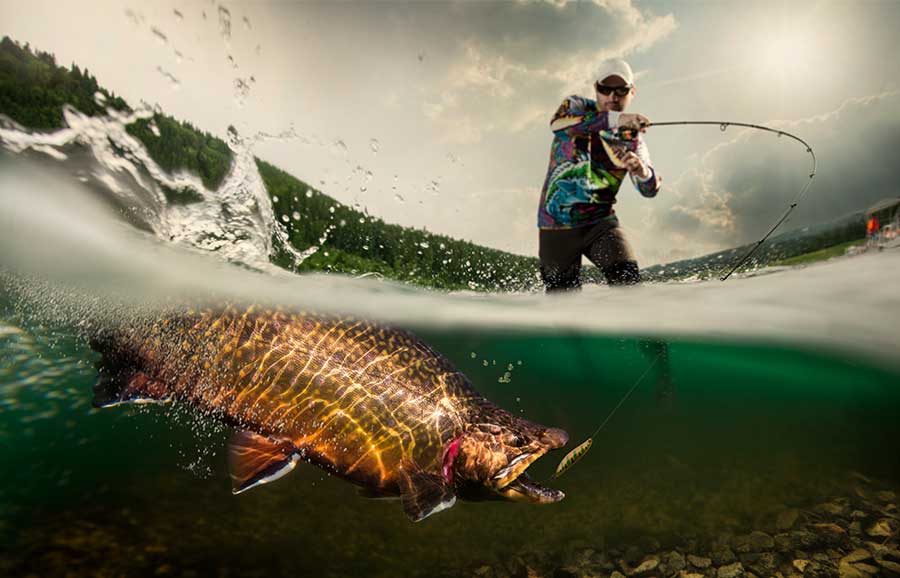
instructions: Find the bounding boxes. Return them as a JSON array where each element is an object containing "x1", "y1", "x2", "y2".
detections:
[
  {"x1": 618, "y1": 113, "x2": 650, "y2": 132},
  {"x1": 623, "y1": 151, "x2": 651, "y2": 180}
]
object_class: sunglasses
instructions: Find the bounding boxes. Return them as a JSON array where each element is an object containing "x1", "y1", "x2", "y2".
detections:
[{"x1": 595, "y1": 83, "x2": 632, "y2": 97}]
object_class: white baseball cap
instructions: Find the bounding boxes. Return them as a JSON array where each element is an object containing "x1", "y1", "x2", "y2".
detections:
[{"x1": 594, "y1": 58, "x2": 634, "y2": 86}]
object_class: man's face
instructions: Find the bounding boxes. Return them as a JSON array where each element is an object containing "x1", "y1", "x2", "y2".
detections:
[{"x1": 594, "y1": 74, "x2": 635, "y2": 112}]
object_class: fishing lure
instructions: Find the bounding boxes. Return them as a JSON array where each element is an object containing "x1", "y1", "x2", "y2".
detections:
[
  {"x1": 553, "y1": 438, "x2": 593, "y2": 479},
  {"x1": 615, "y1": 120, "x2": 817, "y2": 281},
  {"x1": 552, "y1": 352, "x2": 662, "y2": 479}
]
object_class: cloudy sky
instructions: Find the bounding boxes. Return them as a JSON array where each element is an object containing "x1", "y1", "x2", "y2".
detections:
[{"x1": 2, "y1": 0, "x2": 899, "y2": 265}]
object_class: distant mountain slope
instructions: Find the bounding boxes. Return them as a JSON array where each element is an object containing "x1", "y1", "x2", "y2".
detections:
[
  {"x1": 0, "y1": 36, "x2": 539, "y2": 292},
  {"x1": 643, "y1": 211, "x2": 866, "y2": 281}
]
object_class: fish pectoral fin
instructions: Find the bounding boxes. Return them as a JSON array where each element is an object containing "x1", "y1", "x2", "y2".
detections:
[
  {"x1": 92, "y1": 369, "x2": 171, "y2": 408},
  {"x1": 398, "y1": 469, "x2": 456, "y2": 523},
  {"x1": 228, "y1": 430, "x2": 302, "y2": 495}
]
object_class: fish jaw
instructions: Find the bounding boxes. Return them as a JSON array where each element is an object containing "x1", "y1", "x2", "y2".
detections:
[
  {"x1": 495, "y1": 472, "x2": 565, "y2": 504},
  {"x1": 454, "y1": 422, "x2": 568, "y2": 503},
  {"x1": 488, "y1": 429, "x2": 568, "y2": 503}
]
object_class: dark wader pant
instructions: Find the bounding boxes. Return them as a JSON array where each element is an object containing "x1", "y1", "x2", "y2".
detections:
[{"x1": 539, "y1": 217, "x2": 639, "y2": 291}]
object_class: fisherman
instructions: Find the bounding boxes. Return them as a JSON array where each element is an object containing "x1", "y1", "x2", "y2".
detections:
[{"x1": 537, "y1": 58, "x2": 661, "y2": 291}]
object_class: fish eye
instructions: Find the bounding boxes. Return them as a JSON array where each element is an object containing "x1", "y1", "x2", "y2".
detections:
[{"x1": 508, "y1": 434, "x2": 526, "y2": 447}]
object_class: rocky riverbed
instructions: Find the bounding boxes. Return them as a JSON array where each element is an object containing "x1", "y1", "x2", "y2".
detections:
[{"x1": 465, "y1": 472, "x2": 899, "y2": 578}]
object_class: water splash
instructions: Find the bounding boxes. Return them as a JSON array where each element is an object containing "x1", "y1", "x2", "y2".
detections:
[{"x1": 0, "y1": 105, "x2": 311, "y2": 271}]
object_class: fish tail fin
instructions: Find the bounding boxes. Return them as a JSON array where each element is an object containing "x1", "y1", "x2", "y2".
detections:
[{"x1": 89, "y1": 333, "x2": 170, "y2": 408}]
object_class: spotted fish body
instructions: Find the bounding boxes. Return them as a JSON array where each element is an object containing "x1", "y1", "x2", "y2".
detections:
[{"x1": 92, "y1": 305, "x2": 569, "y2": 521}]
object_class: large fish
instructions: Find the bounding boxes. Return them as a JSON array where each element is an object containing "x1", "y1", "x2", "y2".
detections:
[{"x1": 90, "y1": 305, "x2": 569, "y2": 521}]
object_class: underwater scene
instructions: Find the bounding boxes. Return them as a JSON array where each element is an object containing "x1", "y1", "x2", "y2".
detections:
[
  {"x1": 1, "y1": 150, "x2": 898, "y2": 577},
  {"x1": 2, "y1": 2, "x2": 900, "y2": 577}
]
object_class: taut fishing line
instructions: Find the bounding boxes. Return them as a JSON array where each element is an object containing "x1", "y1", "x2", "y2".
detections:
[
  {"x1": 552, "y1": 121, "x2": 816, "y2": 478},
  {"x1": 621, "y1": 120, "x2": 818, "y2": 281},
  {"x1": 552, "y1": 351, "x2": 663, "y2": 480}
]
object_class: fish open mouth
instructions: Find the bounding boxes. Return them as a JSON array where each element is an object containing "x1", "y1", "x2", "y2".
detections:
[{"x1": 491, "y1": 428, "x2": 568, "y2": 504}]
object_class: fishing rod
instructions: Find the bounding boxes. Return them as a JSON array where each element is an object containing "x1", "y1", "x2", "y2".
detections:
[{"x1": 619, "y1": 120, "x2": 817, "y2": 281}]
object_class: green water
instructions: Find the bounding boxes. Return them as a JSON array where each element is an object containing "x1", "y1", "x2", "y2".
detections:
[{"x1": 1, "y1": 320, "x2": 899, "y2": 577}]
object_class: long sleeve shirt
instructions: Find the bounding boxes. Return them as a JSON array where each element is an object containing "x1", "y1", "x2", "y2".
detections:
[{"x1": 538, "y1": 95, "x2": 661, "y2": 229}]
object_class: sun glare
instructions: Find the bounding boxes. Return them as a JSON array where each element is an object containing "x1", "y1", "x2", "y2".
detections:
[{"x1": 755, "y1": 27, "x2": 819, "y2": 81}]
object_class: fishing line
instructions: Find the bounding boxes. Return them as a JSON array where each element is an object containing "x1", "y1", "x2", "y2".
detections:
[
  {"x1": 551, "y1": 350, "x2": 663, "y2": 479},
  {"x1": 619, "y1": 120, "x2": 817, "y2": 281}
]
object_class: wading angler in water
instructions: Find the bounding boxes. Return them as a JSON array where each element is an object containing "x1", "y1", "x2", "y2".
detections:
[
  {"x1": 538, "y1": 58, "x2": 661, "y2": 290},
  {"x1": 90, "y1": 306, "x2": 569, "y2": 521}
]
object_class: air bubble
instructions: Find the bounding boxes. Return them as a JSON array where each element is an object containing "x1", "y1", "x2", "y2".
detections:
[
  {"x1": 370, "y1": 139, "x2": 379, "y2": 153},
  {"x1": 720, "y1": 123, "x2": 727, "y2": 132}
]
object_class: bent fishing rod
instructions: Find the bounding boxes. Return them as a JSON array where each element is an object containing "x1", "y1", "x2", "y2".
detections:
[{"x1": 619, "y1": 120, "x2": 817, "y2": 281}]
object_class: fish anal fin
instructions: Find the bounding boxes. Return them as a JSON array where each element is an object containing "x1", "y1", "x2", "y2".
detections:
[
  {"x1": 93, "y1": 369, "x2": 171, "y2": 408},
  {"x1": 398, "y1": 467, "x2": 456, "y2": 522},
  {"x1": 228, "y1": 430, "x2": 301, "y2": 494}
]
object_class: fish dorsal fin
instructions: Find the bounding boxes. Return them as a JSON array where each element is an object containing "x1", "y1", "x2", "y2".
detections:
[
  {"x1": 228, "y1": 431, "x2": 301, "y2": 494},
  {"x1": 398, "y1": 467, "x2": 456, "y2": 522}
]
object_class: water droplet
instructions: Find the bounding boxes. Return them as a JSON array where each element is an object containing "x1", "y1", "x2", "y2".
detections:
[
  {"x1": 273, "y1": 196, "x2": 279, "y2": 203},
  {"x1": 151, "y1": 27, "x2": 168, "y2": 45},
  {"x1": 507, "y1": 364, "x2": 514, "y2": 371},
  {"x1": 280, "y1": 214, "x2": 289, "y2": 223},
  {"x1": 329, "y1": 206, "x2": 336, "y2": 214},
  {"x1": 242, "y1": 16, "x2": 251, "y2": 30},
  {"x1": 332, "y1": 140, "x2": 348, "y2": 155},
  {"x1": 470, "y1": 352, "x2": 477, "y2": 358},
  {"x1": 218, "y1": 6, "x2": 232, "y2": 41},
  {"x1": 292, "y1": 211, "x2": 300, "y2": 221},
  {"x1": 173, "y1": 9, "x2": 183, "y2": 20},
  {"x1": 419, "y1": 242, "x2": 429, "y2": 249},
  {"x1": 370, "y1": 139, "x2": 379, "y2": 153},
  {"x1": 394, "y1": 193, "x2": 405, "y2": 203},
  {"x1": 358, "y1": 218, "x2": 365, "y2": 224},
  {"x1": 305, "y1": 190, "x2": 313, "y2": 198},
  {"x1": 482, "y1": 360, "x2": 489, "y2": 367},
  {"x1": 720, "y1": 123, "x2": 727, "y2": 132}
]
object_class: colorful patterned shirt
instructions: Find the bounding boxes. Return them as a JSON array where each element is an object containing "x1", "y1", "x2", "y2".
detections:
[{"x1": 538, "y1": 95, "x2": 661, "y2": 229}]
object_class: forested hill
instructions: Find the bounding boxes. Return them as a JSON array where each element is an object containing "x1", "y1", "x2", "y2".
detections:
[{"x1": 0, "y1": 36, "x2": 541, "y2": 291}]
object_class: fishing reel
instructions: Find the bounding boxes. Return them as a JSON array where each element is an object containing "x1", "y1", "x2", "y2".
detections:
[{"x1": 615, "y1": 124, "x2": 649, "y2": 141}]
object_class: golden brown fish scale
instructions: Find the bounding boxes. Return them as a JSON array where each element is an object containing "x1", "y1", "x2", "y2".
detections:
[{"x1": 111, "y1": 306, "x2": 481, "y2": 491}]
